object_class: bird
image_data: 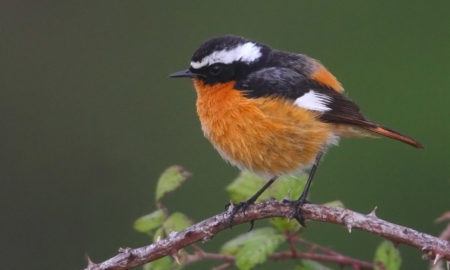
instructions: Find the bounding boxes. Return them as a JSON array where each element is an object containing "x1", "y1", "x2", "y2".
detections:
[{"x1": 170, "y1": 35, "x2": 422, "y2": 225}]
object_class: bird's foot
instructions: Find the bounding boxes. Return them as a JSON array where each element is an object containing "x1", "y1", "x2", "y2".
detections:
[
  {"x1": 282, "y1": 196, "x2": 310, "y2": 227},
  {"x1": 226, "y1": 200, "x2": 256, "y2": 230}
]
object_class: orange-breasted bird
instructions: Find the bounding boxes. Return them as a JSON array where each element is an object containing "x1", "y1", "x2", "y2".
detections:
[{"x1": 170, "y1": 35, "x2": 422, "y2": 225}]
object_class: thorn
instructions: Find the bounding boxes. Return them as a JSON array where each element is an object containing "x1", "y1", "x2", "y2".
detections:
[
  {"x1": 283, "y1": 193, "x2": 291, "y2": 201},
  {"x1": 422, "y1": 246, "x2": 431, "y2": 251},
  {"x1": 434, "y1": 254, "x2": 442, "y2": 265},
  {"x1": 346, "y1": 223, "x2": 352, "y2": 233},
  {"x1": 172, "y1": 252, "x2": 181, "y2": 265},
  {"x1": 248, "y1": 220, "x2": 255, "y2": 231},
  {"x1": 85, "y1": 254, "x2": 95, "y2": 267},
  {"x1": 226, "y1": 201, "x2": 234, "y2": 212},
  {"x1": 368, "y1": 206, "x2": 378, "y2": 217},
  {"x1": 118, "y1": 247, "x2": 132, "y2": 253}
]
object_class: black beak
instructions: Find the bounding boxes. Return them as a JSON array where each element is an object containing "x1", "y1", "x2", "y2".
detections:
[{"x1": 169, "y1": 69, "x2": 198, "y2": 78}]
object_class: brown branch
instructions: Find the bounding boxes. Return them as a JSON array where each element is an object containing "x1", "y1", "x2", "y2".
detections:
[
  {"x1": 182, "y1": 239, "x2": 374, "y2": 270},
  {"x1": 270, "y1": 250, "x2": 374, "y2": 269},
  {"x1": 282, "y1": 234, "x2": 374, "y2": 269},
  {"x1": 84, "y1": 200, "x2": 450, "y2": 270}
]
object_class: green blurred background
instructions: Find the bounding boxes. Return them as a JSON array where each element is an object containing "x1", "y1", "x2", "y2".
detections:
[{"x1": 1, "y1": 1, "x2": 449, "y2": 269}]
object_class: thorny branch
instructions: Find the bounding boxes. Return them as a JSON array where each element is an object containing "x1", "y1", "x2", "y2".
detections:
[{"x1": 84, "y1": 200, "x2": 450, "y2": 270}]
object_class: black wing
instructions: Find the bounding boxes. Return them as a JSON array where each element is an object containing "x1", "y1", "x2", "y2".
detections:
[{"x1": 234, "y1": 67, "x2": 377, "y2": 128}]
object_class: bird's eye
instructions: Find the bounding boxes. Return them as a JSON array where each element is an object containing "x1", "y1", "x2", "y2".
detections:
[{"x1": 209, "y1": 65, "x2": 223, "y2": 76}]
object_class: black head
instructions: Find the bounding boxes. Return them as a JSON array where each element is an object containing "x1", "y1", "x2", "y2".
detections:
[{"x1": 170, "y1": 35, "x2": 270, "y2": 85}]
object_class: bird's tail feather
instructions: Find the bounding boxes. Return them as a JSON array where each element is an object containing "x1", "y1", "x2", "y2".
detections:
[{"x1": 363, "y1": 125, "x2": 423, "y2": 148}]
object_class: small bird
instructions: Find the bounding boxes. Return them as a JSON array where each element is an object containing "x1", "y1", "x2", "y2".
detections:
[{"x1": 170, "y1": 35, "x2": 422, "y2": 225}]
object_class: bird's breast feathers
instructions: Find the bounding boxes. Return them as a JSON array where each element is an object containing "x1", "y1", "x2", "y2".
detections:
[{"x1": 193, "y1": 79, "x2": 335, "y2": 177}]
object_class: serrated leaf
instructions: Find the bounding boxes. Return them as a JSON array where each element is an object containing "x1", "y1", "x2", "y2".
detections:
[
  {"x1": 294, "y1": 260, "x2": 332, "y2": 270},
  {"x1": 163, "y1": 212, "x2": 192, "y2": 233},
  {"x1": 143, "y1": 256, "x2": 174, "y2": 270},
  {"x1": 221, "y1": 228, "x2": 284, "y2": 270},
  {"x1": 155, "y1": 166, "x2": 191, "y2": 202},
  {"x1": 226, "y1": 171, "x2": 267, "y2": 202},
  {"x1": 374, "y1": 241, "x2": 401, "y2": 270},
  {"x1": 133, "y1": 209, "x2": 166, "y2": 234}
]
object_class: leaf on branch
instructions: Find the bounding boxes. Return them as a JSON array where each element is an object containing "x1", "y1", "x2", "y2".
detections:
[
  {"x1": 294, "y1": 260, "x2": 332, "y2": 270},
  {"x1": 221, "y1": 227, "x2": 284, "y2": 270},
  {"x1": 134, "y1": 209, "x2": 166, "y2": 234},
  {"x1": 163, "y1": 212, "x2": 193, "y2": 233},
  {"x1": 155, "y1": 166, "x2": 191, "y2": 202},
  {"x1": 226, "y1": 172, "x2": 308, "y2": 203},
  {"x1": 268, "y1": 174, "x2": 307, "y2": 200},
  {"x1": 153, "y1": 227, "x2": 165, "y2": 242},
  {"x1": 270, "y1": 217, "x2": 301, "y2": 232},
  {"x1": 226, "y1": 171, "x2": 267, "y2": 202},
  {"x1": 374, "y1": 240, "x2": 402, "y2": 270}
]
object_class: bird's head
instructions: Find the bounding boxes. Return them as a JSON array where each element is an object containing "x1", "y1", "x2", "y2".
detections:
[{"x1": 170, "y1": 35, "x2": 270, "y2": 85}]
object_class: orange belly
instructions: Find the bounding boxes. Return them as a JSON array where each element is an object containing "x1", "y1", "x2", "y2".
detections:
[{"x1": 194, "y1": 80, "x2": 333, "y2": 177}]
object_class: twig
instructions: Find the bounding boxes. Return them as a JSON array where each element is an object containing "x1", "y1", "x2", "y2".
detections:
[
  {"x1": 282, "y1": 233, "x2": 374, "y2": 269},
  {"x1": 182, "y1": 245, "x2": 234, "y2": 266},
  {"x1": 179, "y1": 237, "x2": 375, "y2": 270},
  {"x1": 270, "y1": 250, "x2": 374, "y2": 269},
  {"x1": 84, "y1": 200, "x2": 450, "y2": 270}
]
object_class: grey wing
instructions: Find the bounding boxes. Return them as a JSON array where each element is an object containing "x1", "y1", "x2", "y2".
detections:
[{"x1": 234, "y1": 67, "x2": 377, "y2": 128}]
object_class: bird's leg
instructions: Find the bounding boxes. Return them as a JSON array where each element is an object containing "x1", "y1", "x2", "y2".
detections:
[
  {"x1": 285, "y1": 152, "x2": 323, "y2": 226},
  {"x1": 227, "y1": 176, "x2": 278, "y2": 229}
]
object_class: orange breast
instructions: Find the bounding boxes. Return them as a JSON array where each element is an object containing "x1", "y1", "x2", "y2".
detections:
[{"x1": 193, "y1": 79, "x2": 333, "y2": 177}]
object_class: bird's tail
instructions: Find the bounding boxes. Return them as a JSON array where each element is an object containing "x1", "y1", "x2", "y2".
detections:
[{"x1": 364, "y1": 125, "x2": 423, "y2": 148}]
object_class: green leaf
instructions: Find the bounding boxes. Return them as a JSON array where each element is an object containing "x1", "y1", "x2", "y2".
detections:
[
  {"x1": 226, "y1": 171, "x2": 267, "y2": 203},
  {"x1": 221, "y1": 228, "x2": 284, "y2": 270},
  {"x1": 155, "y1": 166, "x2": 191, "y2": 202},
  {"x1": 163, "y1": 212, "x2": 192, "y2": 233},
  {"x1": 374, "y1": 241, "x2": 401, "y2": 270},
  {"x1": 268, "y1": 174, "x2": 307, "y2": 200},
  {"x1": 269, "y1": 217, "x2": 301, "y2": 232},
  {"x1": 133, "y1": 209, "x2": 166, "y2": 234},
  {"x1": 142, "y1": 256, "x2": 174, "y2": 270},
  {"x1": 153, "y1": 227, "x2": 165, "y2": 242},
  {"x1": 221, "y1": 227, "x2": 273, "y2": 255},
  {"x1": 294, "y1": 260, "x2": 332, "y2": 270},
  {"x1": 226, "y1": 172, "x2": 308, "y2": 203}
]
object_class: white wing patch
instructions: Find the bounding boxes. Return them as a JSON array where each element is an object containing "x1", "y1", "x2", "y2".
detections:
[
  {"x1": 190, "y1": 42, "x2": 262, "y2": 69},
  {"x1": 294, "y1": 90, "x2": 332, "y2": 112}
]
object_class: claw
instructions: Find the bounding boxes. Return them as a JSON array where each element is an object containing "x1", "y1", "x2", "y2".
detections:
[
  {"x1": 284, "y1": 197, "x2": 309, "y2": 227},
  {"x1": 228, "y1": 200, "x2": 253, "y2": 229}
]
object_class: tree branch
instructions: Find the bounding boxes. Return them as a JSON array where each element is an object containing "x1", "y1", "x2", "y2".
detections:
[
  {"x1": 84, "y1": 200, "x2": 450, "y2": 270},
  {"x1": 179, "y1": 236, "x2": 375, "y2": 270}
]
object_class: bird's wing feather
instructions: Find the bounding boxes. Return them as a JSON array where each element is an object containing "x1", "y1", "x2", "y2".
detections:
[{"x1": 234, "y1": 67, "x2": 376, "y2": 128}]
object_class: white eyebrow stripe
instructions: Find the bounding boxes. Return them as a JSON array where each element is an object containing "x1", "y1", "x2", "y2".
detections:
[
  {"x1": 190, "y1": 42, "x2": 262, "y2": 69},
  {"x1": 294, "y1": 90, "x2": 332, "y2": 112}
]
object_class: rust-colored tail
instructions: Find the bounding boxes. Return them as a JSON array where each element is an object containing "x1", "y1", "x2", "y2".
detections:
[{"x1": 364, "y1": 125, "x2": 423, "y2": 148}]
